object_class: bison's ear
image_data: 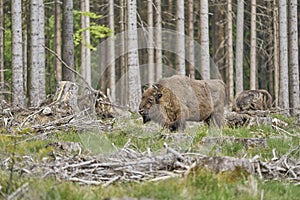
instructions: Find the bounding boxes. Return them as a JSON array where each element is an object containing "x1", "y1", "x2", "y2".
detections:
[
  {"x1": 142, "y1": 84, "x2": 150, "y2": 93},
  {"x1": 152, "y1": 84, "x2": 162, "y2": 91}
]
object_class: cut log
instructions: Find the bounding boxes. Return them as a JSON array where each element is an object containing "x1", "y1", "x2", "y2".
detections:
[
  {"x1": 77, "y1": 89, "x2": 113, "y2": 118},
  {"x1": 225, "y1": 111, "x2": 273, "y2": 127},
  {"x1": 53, "y1": 81, "x2": 113, "y2": 118},
  {"x1": 197, "y1": 156, "x2": 255, "y2": 174},
  {"x1": 201, "y1": 137, "x2": 268, "y2": 149}
]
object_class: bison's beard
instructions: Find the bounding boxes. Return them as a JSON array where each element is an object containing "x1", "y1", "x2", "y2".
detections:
[
  {"x1": 142, "y1": 114, "x2": 151, "y2": 124},
  {"x1": 148, "y1": 105, "x2": 168, "y2": 126}
]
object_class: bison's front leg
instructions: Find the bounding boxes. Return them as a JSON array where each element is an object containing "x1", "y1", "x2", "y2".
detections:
[{"x1": 168, "y1": 119, "x2": 186, "y2": 132}]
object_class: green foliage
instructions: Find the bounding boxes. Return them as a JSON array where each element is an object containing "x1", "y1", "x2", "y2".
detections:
[
  {"x1": 269, "y1": 113, "x2": 297, "y2": 125},
  {"x1": 73, "y1": 11, "x2": 103, "y2": 19},
  {"x1": 73, "y1": 10, "x2": 112, "y2": 50},
  {"x1": 0, "y1": 134, "x2": 52, "y2": 160}
]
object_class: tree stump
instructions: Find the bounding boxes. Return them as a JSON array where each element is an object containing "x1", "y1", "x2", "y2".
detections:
[{"x1": 53, "y1": 81, "x2": 80, "y2": 115}]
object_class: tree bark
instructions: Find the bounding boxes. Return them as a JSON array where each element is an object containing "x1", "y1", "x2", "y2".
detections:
[
  {"x1": 250, "y1": 0, "x2": 257, "y2": 90},
  {"x1": 199, "y1": 0, "x2": 210, "y2": 79},
  {"x1": 273, "y1": 0, "x2": 279, "y2": 107},
  {"x1": 288, "y1": 0, "x2": 299, "y2": 116},
  {"x1": 278, "y1": 0, "x2": 289, "y2": 114},
  {"x1": 22, "y1": 1, "x2": 28, "y2": 97},
  {"x1": 80, "y1": 0, "x2": 86, "y2": 85},
  {"x1": 12, "y1": 0, "x2": 26, "y2": 107},
  {"x1": 119, "y1": 0, "x2": 127, "y2": 105},
  {"x1": 54, "y1": 0, "x2": 62, "y2": 83},
  {"x1": 235, "y1": 0, "x2": 244, "y2": 94},
  {"x1": 29, "y1": 0, "x2": 41, "y2": 107},
  {"x1": 127, "y1": 0, "x2": 142, "y2": 112},
  {"x1": 155, "y1": 0, "x2": 162, "y2": 80},
  {"x1": 80, "y1": 0, "x2": 91, "y2": 87},
  {"x1": 108, "y1": 0, "x2": 116, "y2": 101},
  {"x1": 62, "y1": 0, "x2": 75, "y2": 81},
  {"x1": 176, "y1": 0, "x2": 185, "y2": 76},
  {"x1": 187, "y1": 0, "x2": 194, "y2": 79},
  {"x1": 147, "y1": 0, "x2": 155, "y2": 84},
  {"x1": 85, "y1": 0, "x2": 91, "y2": 86},
  {"x1": 38, "y1": 0, "x2": 46, "y2": 102},
  {"x1": 226, "y1": 0, "x2": 234, "y2": 107},
  {"x1": 212, "y1": 3, "x2": 226, "y2": 80}
]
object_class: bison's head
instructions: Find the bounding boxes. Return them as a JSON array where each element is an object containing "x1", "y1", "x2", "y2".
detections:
[{"x1": 139, "y1": 84, "x2": 162, "y2": 123}]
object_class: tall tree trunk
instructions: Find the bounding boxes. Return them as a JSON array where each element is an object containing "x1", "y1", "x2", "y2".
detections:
[
  {"x1": 119, "y1": 0, "x2": 127, "y2": 105},
  {"x1": 273, "y1": 0, "x2": 279, "y2": 107},
  {"x1": 235, "y1": 0, "x2": 244, "y2": 94},
  {"x1": 12, "y1": 0, "x2": 26, "y2": 107},
  {"x1": 127, "y1": 0, "x2": 141, "y2": 112},
  {"x1": 108, "y1": 0, "x2": 115, "y2": 101},
  {"x1": 80, "y1": 0, "x2": 86, "y2": 84},
  {"x1": 250, "y1": 0, "x2": 257, "y2": 90},
  {"x1": 266, "y1": 0, "x2": 274, "y2": 98},
  {"x1": 45, "y1": 4, "x2": 52, "y2": 93},
  {"x1": 0, "y1": 0, "x2": 4, "y2": 95},
  {"x1": 212, "y1": 3, "x2": 226, "y2": 80},
  {"x1": 80, "y1": 0, "x2": 91, "y2": 86},
  {"x1": 155, "y1": 0, "x2": 162, "y2": 80},
  {"x1": 166, "y1": 0, "x2": 174, "y2": 71},
  {"x1": 147, "y1": 0, "x2": 155, "y2": 84},
  {"x1": 226, "y1": 0, "x2": 234, "y2": 106},
  {"x1": 29, "y1": 0, "x2": 41, "y2": 107},
  {"x1": 199, "y1": 0, "x2": 210, "y2": 79},
  {"x1": 176, "y1": 0, "x2": 185, "y2": 75},
  {"x1": 22, "y1": 1, "x2": 28, "y2": 97},
  {"x1": 288, "y1": 0, "x2": 299, "y2": 116},
  {"x1": 38, "y1": 0, "x2": 46, "y2": 102},
  {"x1": 54, "y1": 0, "x2": 62, "y2": 83},
  {"x1": 278, "y1": 0, "x2": 289, "y2": 113},
  {"x1": 62, "y1": 0, "x2": 75, "y2": 81},
  {"x1": 85, "y1": 0, "x2": 91, "y2": 86},
  {"x1": 187, "y1": 0, "x2": 194, "y2": 79}
]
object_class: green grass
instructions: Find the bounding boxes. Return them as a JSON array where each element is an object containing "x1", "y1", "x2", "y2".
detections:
[
  {"x1": 1, "y1": 115, "x2": 300, "y2": 199},
  {"x1": 1, "y1": 169, "x2": 300, "y2": 200}
]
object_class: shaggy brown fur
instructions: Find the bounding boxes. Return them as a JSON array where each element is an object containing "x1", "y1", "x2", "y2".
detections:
[
  {"x1": 233, "y1": 89, "x2": 272, "y2": 112},
  {"x1": 205, "y1": 79, "x2": 226, "y2": 127},
  {"x1": 139, "y1": 75, "x2": 215, "y2": 131}
]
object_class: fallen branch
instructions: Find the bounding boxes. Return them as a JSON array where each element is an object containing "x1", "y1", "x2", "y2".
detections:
[{"x1": 7, "y1": 182, "x2": 29, "y2": 200}]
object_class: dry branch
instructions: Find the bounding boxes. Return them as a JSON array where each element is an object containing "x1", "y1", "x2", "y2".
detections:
[{"x1": 1, "y1": 143, "x2": 300, "y2": 186}]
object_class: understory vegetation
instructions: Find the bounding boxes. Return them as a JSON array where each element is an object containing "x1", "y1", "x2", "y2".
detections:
[{"x1": 0, "y1": 114, "x2": 300, "y2": 200}]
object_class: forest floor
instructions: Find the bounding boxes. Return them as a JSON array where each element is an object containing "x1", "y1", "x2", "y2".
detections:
[{"x1": 1, "y1": 106, "x2": 300, "y2": 200}]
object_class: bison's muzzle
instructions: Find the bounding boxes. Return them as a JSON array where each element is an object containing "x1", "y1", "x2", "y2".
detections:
[{"x1": 139, "y1": 108, "x2": 151, "y2": 123}]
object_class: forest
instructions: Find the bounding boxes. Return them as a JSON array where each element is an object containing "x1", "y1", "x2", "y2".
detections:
[{"x1": 0, "y1": 0, "x2": 300, "y2": 199}]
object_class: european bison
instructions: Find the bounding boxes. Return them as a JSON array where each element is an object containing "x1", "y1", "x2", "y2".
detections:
[
  {"x1": 139, "y1": 75, "x2": 225, "y2": 131},
  {"x1": 233, "y1": 89, "x2": 272, "y2": 112}
]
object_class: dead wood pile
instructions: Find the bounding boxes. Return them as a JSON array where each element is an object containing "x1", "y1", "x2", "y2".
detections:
[
  {"x1": 0, "y1": 81, "x2": 114, "y2": 134},
  {"x1": 1, "y1": 142, "x2": 300, "y2": 187},
  {"x1": 225, "y1": 110, "x2": 288, "y2": 128}
]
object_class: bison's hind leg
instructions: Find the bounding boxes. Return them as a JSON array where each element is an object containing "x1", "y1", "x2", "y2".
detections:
[{"x1": 208, "y1": 111, "x2": 224, "y2": 128}]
